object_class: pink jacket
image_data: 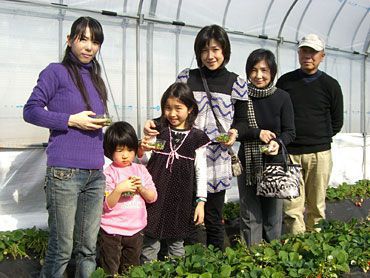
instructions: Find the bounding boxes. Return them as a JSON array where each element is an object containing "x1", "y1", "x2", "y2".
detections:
[{"x1": 100, "y1": 163, "x2": 157, "y2": 236}]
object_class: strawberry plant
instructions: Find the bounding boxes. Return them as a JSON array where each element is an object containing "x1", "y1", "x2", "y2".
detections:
[
  {"x1": 223, "y1": 201, "x2": 240, "y2": 222},
  {"x1": 0, "y1": 227, "x2": 48, "y2": 261},
  {"x1": 92, "y1": 219, "x2": 369, "y2": 277},
  {"x1": 326, "y1": 179, "x2": 369, "y2": 205}
]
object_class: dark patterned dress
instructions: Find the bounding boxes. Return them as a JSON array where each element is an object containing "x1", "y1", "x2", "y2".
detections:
[{"x1": 145, "y1": 127, "x2": 210, "y2": 239}]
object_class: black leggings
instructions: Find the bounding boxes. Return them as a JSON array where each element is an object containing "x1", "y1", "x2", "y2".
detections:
[{"x1": 204, "y1": 190, "x2": 226, "y2": 251}]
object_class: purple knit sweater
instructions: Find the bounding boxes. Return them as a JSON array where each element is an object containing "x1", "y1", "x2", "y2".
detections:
[{"x1": 23, "y1": 60, "x2": 105, "y2": 169}]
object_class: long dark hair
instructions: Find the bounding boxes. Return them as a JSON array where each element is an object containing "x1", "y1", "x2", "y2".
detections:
[
  {"x1": 62, "y1": 16, "x2": 107, "y2": 111},
  {"x1": 194, "y1": 24, "x2": 231, "y2": 68},
  {"x1": 160, "y1": 82, "x2": 198, "y2": 130}
]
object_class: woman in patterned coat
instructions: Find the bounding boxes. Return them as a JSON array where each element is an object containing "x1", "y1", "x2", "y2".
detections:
[{"x1": 145, "y1": 25, "x2": 248, "y2": 250}]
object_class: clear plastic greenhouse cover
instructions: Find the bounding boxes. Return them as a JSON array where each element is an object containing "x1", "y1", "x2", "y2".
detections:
[{"x1": 0, "y1": 0, "x2": 369, "y2": 230}]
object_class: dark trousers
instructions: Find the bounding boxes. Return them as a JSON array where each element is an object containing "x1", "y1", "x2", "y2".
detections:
[
  {"x1": 97, "y1": 229, "x2": 143, "y2": 275},
  {"x1": 237, "y1": 172, "x2": 283, "y2": 247},
  {"x1": 204, "y1": 190, "x2": 226, "y2": 251}
]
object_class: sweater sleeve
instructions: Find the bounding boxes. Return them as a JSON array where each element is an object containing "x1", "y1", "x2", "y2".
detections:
[
  {"x1": 103, "y1": 165, "x2": 116, "y2": 211},
  {"x1": 231, "y1": 76, "x2": 249, "y2": 101},
  {"x1": 139, "y1": 165, "x2": 157, "y2": 203},
  {"x1": 277, "y1": 93, "x2": 295, "y2": 146},
  {"x1": 330, "y1": 79, "x2": 344, "y2": 136},
  {"x1": 176, "y1": 68, "x2": 190, "y2": 83},
  {"x1": 232, "y1": 99, "x2": 261, "y2": 141},
  {"x1": 23, "y1": 64, "x2": 70, "y2": 131},
  {"x1": 194, "y1": 145, "x2": 207, "y2": 198}
]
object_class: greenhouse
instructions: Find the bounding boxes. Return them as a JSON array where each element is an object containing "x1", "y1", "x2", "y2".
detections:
[
  {"x1": 0, "y1": 1, "x2": 369, "y2": 277},
  {"x1": 0, "y1": 0, "x2": 369, "y2": 232}
]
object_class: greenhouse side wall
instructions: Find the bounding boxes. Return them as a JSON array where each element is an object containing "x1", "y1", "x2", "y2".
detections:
[{"x1": 0, "y1": 134, "x2": 369, "y2": 231}]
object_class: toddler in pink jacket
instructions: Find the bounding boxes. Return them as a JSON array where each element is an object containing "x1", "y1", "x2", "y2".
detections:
[{"x1": 98, "y1": 121, "x2": 157, "y2": 275}]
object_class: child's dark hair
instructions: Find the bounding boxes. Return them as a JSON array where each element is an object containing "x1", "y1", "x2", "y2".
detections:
[
  {"x1": 62, "y1": 16, "x2": 107, "y2": 111},
  {"x1": 194, "y1": 24, "x2": 231, "y2": 68},
  {"x1": 160, "y1": 82, "x2": 198, "y2": 129},
  {"x1": 104, "y1": 121, "x2": 139, "y2": 160},
  {"x1": 245, "y1": 48, "x2": 277, "y2": 83}
]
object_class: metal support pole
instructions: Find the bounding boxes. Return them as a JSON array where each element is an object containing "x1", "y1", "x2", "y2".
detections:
[
  {"x1": 136, "y1": 14, "x2": 143, "y2": 138},
  {"x1": 362, "y1": 55, "x2": 368, "y2": 179}
]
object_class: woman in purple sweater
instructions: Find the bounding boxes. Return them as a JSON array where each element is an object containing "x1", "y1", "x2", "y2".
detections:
[{"x1": 23, "y1": 17, "x2": 108, "y2": 277}]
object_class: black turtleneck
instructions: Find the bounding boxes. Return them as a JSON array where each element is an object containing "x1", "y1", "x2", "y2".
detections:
[{"x1": 187, "y1": 66, "x2": 237, "y2": 95}]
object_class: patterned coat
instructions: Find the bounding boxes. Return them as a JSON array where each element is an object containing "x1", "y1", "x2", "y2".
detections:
[{"x1": 177, "y1": 67, "x2": 248, "y2": 193}]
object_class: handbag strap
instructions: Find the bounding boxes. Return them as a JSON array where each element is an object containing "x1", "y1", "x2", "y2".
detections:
[
  {"x1": 277, "y1": 139, "x2": 288, "y2": 160},
  {"x1": 276, "y1": 138, "x2": 295, "y2": 171},
  {"x1": 199, "y1": 68, "x2": 236, "y2": 156},
  {"x1": 277, "y1": 139, "x2": 294, "y2": 163},
  {"x1": 199, "y1": 68, "x2": 225, "y2": 133}
]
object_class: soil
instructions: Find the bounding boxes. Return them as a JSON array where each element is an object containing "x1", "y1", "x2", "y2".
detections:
[
  {"x1": 326, "y1": 198, "x2": 370, "y2": 222},
  {"x1": 0, "y1": 258, "x2": 41, "y2": 278},
  {"x1": 0, "y1": 258, "x2": 74, "y2": 278}
]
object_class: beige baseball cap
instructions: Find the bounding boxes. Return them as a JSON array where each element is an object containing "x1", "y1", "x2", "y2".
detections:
[{"x1": 298, "y1": 34, "x2": 325, "y2": 51}]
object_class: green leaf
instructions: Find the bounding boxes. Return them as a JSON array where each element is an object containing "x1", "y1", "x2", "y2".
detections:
[
  {"x1": 297, "y1": 268, "x2": 312, "y2": 275},
  {"x1": 263, "y1": 247, "x2": 275, "y2": 257},
  {"x1": 271, "y1": 272, "x2": 286, "y2": 278},
  {"x1": 220, "y1": 264, "x2": 232, "y2": 277},
  {"x1": 289, "y1": 252, "x2": 300, "y2": 262},
  {"x1": 186, "y1": 274, "x2": 200, "y2": 278},
  {"x1": 333, "y1": 250, "x2": 348, "y2": 264},
  {"x1": 193, "y1": 262, "x2": 201, "y2": 268},
  {"x1": 288, "y1": 269, "x2": 299, "y2": 277},
  {"x1": 278, "y1": 250, "x2": 288, "y2": 261},
  {"x1": 205, "y1": 263, "x2": 215, "y2": 273},
  {"x1": 336, "y1": 263, "x2": 350, "y2": 273},
  {"x1": 225, "y1": 247, "x2": 235, "y2": 258},
  {"x1": 12, "y1": 230, "x2": 25, "y2": 242},
  {"x1": 90, "y1": 268, "x2": 106, "y2": 278},
  {"x1": 176, "y1": 265, "x2": 185, "y2": 275}
]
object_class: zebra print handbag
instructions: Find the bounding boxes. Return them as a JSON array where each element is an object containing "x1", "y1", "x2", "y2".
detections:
[{"x1": 257, "y1": 140, "x2": 301, "y2": 199}]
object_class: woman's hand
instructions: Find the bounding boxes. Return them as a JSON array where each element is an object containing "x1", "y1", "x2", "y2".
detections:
[
  {"x1": 223, "y1": 128, "x2": 238, "y2": 147},
  {"x1": 194, "y1": 201, "x2": 205, "y2": 225},
  {"x1": 265, "y1": 140, "x2": 280, "y2": 156},
  {"x1": 68, "y1": 111, "x2": 106, "y2": 130},
  {"x1": 144, "y1": 120, "x2": 159, "y2": 136},
  {"x1": 259, "y1": 129, "x2": 276, "y2": 144}
]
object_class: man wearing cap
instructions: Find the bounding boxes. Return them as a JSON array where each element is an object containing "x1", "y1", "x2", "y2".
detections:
[{"x1": 276, "y1": 34, "x2": 343, "y2": 234}]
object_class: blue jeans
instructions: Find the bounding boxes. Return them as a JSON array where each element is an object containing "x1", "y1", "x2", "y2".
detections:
[{"x1": 40, "y1": 167, "x2": 105, "y2": 278}]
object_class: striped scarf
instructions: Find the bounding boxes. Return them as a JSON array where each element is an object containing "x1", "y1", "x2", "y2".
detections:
[{"x1": 244, "y1": 82, "x2": 277, "y2": 186}]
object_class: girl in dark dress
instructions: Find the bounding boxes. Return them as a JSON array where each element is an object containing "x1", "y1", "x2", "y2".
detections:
[{"x1": 139, "y1": 82, "x2": 210, "y2": 262}]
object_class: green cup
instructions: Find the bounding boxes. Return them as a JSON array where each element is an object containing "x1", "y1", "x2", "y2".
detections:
[{"x1": 94, "y1": 114, "x2": 113, "y2": 126}]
